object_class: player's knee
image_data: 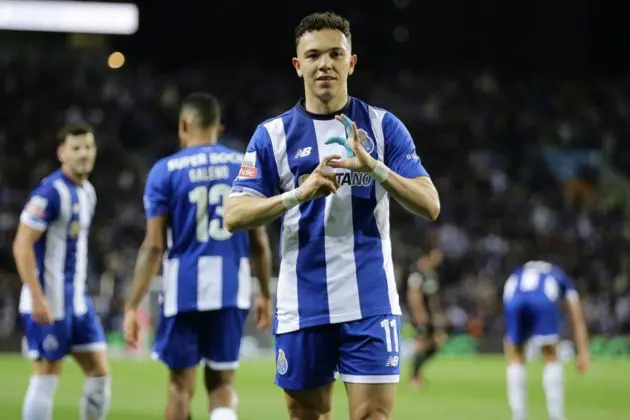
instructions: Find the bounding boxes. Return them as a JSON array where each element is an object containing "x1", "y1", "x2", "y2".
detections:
[
  {"x1": 285, "y1": 389, "x2": 333, "y2": 418},
  {"x1": 541, "y1": 344, "x2": 558, "y2": 362},
  {"x1": 32, "y1": 359, "x2": 63, "y2": 376},
  {"x1": 82, "y1": 375, "x2": 111, "y2": 419},
  {"x1": 84, "y1": 364, "x2": 109, "y2": 378},
  {"x1": 204, "y1": 367, "x2": 235, "y2": 393},
  {"x1": 350, "y1": 404, "x2": 391, "y2": 420},
  {"x1": 286, "y1": 404, "x2": 331, "y2": 420},
  {"x1": 204, "y1": 367, "x2": 238, "y2": 406},
  {"x1": 74, "y1": 350, "x2": 109, "y2": 377},
  {"x1": 504, "y1": 339, "x2": 526, "y2": 364},
  {"x1": 169, "y1": 369, "x2": 195, "y2": 398}
]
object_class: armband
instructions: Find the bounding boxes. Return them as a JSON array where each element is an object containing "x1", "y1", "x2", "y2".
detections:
[
  {"x1": 369, "y1": 161, "x2": 391, "y2": 183},
  {"x1": 281, "y1": 190, "x2": 301, "y2": 210}
]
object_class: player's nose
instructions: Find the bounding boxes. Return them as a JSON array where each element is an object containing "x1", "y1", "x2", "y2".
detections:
[{"x1": 317, "y1": 56, "x2": 333, "y2": 69}]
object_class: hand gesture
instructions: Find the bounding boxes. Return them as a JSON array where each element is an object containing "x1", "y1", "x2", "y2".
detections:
[
  {"x1": 254, "y1": 296, "x2": 272, "y2": 331},
  {"x1": 576, "y1": 350, "x2": 590, "y2": 375},
  {"x1": 123, "y1": 309, "x2": 140, "y2": 348},
  {"x1": 32, "y1": 296, "x2": 53, "y2": 325},
  {"x1": 295, "y1": 154, "x2": 340, "y2": 202},
  {"x1": 327, "y1": 114, "x2": 377, "y2": 173}
]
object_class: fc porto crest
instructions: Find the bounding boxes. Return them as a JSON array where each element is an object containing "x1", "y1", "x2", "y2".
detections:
[
  {"x1": 276, "y1": 349, "x2": 288, "y2": 375},
  {"x1": 357, "y1": 129, "x2": 375, "y2": 154},
  {"x1": 43, "y1": 334, "x2": 59, "y2": 352}
]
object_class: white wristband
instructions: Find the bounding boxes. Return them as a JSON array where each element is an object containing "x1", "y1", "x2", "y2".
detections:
[
  {"x1": 281, "y1": 189, "x2": 301, "y2": 210},
  {"x1": 369, "y1": 161, "x2": 390, "y2": 183}
]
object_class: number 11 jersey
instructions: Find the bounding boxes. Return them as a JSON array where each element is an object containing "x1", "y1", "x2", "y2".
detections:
[{"x1": 143, "y1": 144, "x2": 251, "y2": 317}]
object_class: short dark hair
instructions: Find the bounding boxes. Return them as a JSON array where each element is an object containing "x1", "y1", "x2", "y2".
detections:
[
  {"x1": 180, "y1": 92, "x2": 221, "y2": 128},
  {"x1": 56, "y1": 122, "x2": 94, "y2": 145},
  {"x1": 295, "y1": 11, "x2": 351, "y2": 47}
]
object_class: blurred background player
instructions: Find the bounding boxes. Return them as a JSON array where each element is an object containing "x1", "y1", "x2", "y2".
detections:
[
  {"x1": 123, "y1": 92, "x2": 273, "y2": 420},
  {"x1": 406, "y1": 248, "x2": 448, "y2": 387},
  {"x1": 226, "y1": 11, "x2": 440, "y2": 420},
  {"x1": 503, "y1": 260, "x2": 590, "y2": 420},
  {"x1": 13, "y1": 123, "x2": 111, "y2": 420}
]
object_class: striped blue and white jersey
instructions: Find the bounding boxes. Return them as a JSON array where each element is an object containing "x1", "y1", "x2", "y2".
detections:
[
  {"x1": 18, "y1": 169, "x2": 97, "y2": 320},
  {"x1": 144, "y1": 144, "x2": 251, "y2": 317},
  {"x1": 231, "y1": 97, "x2": 430, "y2": 334},
  {"x1": 503, "y1": 260, "x2": 579, "y2": 304}
]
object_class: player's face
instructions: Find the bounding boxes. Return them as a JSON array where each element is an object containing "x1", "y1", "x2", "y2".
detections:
[
  {"x1": 58, "y1": 133, "x2": 97, "y2": 178},
  {"x1": 293, "y1": 29, "x2": 357, "y2": 104}
]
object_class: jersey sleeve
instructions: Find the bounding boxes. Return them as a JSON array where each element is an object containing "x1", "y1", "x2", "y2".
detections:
[
  {"x1": 231, "y1": 125, "x2": 281, "y2": 198},
  {"x1": 383, "y1": 112, "x2": 430, "y2": 179},
  {"x1": 503, "y1": 274, "x2": 518, "y2": 302},
  {"x1": 19, "y1": 184, "x2": 60, "y2": 231},
  {"x1": 407, "y1": 271, "x2": 424, "y2": 289},
  {"x1": 554, "y1": 268, "x2": 579, "y2": 302},
  {"x1": 143, "y1": 161, "x2": 169, "y2": 219}
]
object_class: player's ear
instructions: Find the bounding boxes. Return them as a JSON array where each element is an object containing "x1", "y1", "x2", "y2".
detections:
[
  {"x1": 348, "y1": 54, "x2": 358, "y2": 76},
  {"x1": 292, "y1": 57, "x2": 303, "y2": 78},
  {"x1": 56, "y1": 143, "x2": 65, "y2": 164},
  {"x1": 178, "y1": 118, "x2": 187, "y2": 144},
  {"x1": 217, "y1": 124, "x2": 225, "y2": 137}
]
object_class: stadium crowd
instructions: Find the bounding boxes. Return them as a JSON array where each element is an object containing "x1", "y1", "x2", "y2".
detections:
[{"x1": 0, "y1": 50, "x2": 628, "y2": 343}]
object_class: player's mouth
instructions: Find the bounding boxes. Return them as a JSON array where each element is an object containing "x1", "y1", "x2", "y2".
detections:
[{"x1": 316, "y1": 76, "x2": 336, "y2": 83}]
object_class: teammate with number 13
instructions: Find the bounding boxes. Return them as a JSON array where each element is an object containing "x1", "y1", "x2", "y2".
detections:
[{"x1": 123, "y1": 93, "x2": 273, "y2": 420}]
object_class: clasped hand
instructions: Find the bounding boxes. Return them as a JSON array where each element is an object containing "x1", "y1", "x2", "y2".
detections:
[{"x1": 295, "y1": 115, "x2": 377, "y2": 202}]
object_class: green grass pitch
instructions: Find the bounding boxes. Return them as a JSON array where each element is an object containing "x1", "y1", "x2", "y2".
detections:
[{"x1": 0, "y1": 355, "x2": 627, "y2": 419}]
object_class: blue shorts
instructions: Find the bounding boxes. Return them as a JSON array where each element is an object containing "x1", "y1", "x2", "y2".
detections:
[
  {"x1": 504, "y1": 296, "x2": 562, "y2": 346},
  {"x1": 275, "y1": 314, "x2": 401, "y2": 391},
  {"x1": 22, "y1": 300, "x2": 107, "y2": 361},
  {"x1": 153, "y1": 308, "x2": 248, "y2": 370}
]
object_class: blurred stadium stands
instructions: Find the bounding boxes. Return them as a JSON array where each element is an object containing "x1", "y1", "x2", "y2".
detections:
[{"x1": 0, "y1": 0, "x2": 629, "y2": 356}]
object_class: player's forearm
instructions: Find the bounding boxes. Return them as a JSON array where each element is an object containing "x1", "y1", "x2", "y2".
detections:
[
  {"x1": 377, "y1": 171, "x2": 440, "y2": 221},
  {"x1": 407, "y1": 291, "x2": 428, "y2": 325},
  {"x1": 225, "y1": 195, "x2": 288, "y2": 231},
  {"x1": 249, "y1": 226, "x2": 272, "y2": 299},
  {"x1": 251, "y1": 249, "x2": 272, "y2": 299},
  {"x1": 12, "y1": 241, "x2": 44, "y2": 300},
  {"x1": 569, "y1": 302, "x2": 590, "y2": 354},
  {"x1": 125, "y1": 243, "x2": 164, "y2": 310}
]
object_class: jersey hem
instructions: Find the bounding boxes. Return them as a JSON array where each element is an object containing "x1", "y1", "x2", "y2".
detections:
[
  {"x1": 274, "y1": 306, "x2": 401, "y2": 335},
  {"x1": 163, "y1": 306, "x2": 251, "y2": 317}
]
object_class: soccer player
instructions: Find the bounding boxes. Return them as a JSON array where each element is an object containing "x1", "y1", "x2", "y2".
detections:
[
  {"x1": 13, "y1": 123, "x2": 111, "y2": 420},
  {"x1": 406, "y1": 248, "x2": 448, "y2": 387},
  {"x1": 225, "y1": 12, "x2": 440, "y2": 420},
  {"x1": 503, "y1": 260, "x2": 590, "y2": 420},
  {"x1": 123, "y1": 92, "x2": 272, "y2": 420}
]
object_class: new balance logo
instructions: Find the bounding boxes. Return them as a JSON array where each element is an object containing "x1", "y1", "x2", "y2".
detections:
[
  {"x1": 294, "y1": 147, "x2": 312, "y2": 159},
  {"x1": 385, "y1": 356, "x2": 399, "y2": 367}
]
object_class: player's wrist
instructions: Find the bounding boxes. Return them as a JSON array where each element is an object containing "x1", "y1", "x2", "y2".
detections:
[
  {"x1": 281, "y1": 189, "x2": 303, "y2": 210},
  {"x1": 124, "y1": 302, "x2": 139, "y2": 312},
  {"x1": 368, "y1": 161, "x2": 391, "y2": 183}
]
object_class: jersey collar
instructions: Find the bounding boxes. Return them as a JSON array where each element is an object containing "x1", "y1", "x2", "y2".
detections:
[{"x1": 296, "y1": 97, "x2": 352, "y2": 120}]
